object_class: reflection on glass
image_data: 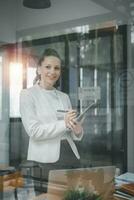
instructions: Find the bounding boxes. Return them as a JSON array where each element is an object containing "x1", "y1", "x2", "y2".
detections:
[
  {"x1": 27, "y1": 67, "x2": 36, "y2": 88},
  {"x1": 9, "y1": 25, "x2": 127, "y2": 198},
  {"x1": 80, "y1": 37, "x2": 110, "y2": 66},
  {"x1": 10, "y1": 62, "x2": 23, "y2": 117},
  {"x1": 68, "y1": 28, "x2": 126, "y2": 169}
]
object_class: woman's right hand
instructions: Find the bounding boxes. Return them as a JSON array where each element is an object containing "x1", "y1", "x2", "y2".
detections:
[{"x1": 64, "y1": 110, "x2": 77, "y2": 129}]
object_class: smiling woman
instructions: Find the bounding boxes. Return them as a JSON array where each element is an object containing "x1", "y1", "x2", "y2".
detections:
[{"x1": 19, "y1": 48, "x2": 84, "y2": 192}]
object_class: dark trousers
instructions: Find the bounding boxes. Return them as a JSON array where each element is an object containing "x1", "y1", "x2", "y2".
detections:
[{"x1": 33, "y1": 140, "x2": 81, "y2": 192}]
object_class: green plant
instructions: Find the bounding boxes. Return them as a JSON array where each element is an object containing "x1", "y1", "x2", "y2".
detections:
[{"x1": 63, "y1": 188, "x2": 102, "y2": 200}]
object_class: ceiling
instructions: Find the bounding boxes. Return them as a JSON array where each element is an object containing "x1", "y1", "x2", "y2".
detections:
[
  {"x1": 17, "y1": 0, "x2": 134, "y2": 32},
  {"x1": 1, "y1": 0, "x2": 134, "y2": 43},
  {"x1": 16, "y1": 0, "x2": 134, "y2": 40},
  {"x1": 92, "y1": 0, "x2": 134, "y2": 24},
  {"x1": 20, "y1": 0, "x2": 134, "y2": 24}
]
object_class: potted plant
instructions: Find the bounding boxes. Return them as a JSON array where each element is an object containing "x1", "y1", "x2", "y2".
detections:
[{"x1": 63, "y1": 188, "x2": 102, "y2": 200}]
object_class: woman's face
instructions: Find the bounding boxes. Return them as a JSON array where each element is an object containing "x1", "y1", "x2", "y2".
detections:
[{"x1": 38, "y1": 56, "x2": 61, "y2": 89}]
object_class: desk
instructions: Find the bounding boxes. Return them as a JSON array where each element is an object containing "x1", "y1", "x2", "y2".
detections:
[
  {"x1": 32, "y1": 194, "x2": 125, "y2": 200},
  {"x1": 0, "y1": 166, "x2": 16, "y2": 199},
  {"x1": 0, "y1": 166, "x2": 24, "y2": 200}
]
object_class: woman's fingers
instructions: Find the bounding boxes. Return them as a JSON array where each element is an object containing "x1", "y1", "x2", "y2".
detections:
[
  {"x1": 64, "y1": 109, "x2": 81, "y2": 130},
  {"x1": 65, "y1": 110, "x2": 77, "y2": 123},
  {"x1": 68, "y1": 119, "x2": 83, "y2": 136},
  {"x1": 67, "y1": 110, "x2": 77, "y2": 118},
  {"x1": 68, "y1": 118, "x2": 78, "y2": 129}
]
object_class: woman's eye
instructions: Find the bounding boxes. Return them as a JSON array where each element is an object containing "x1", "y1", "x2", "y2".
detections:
[
  {"x1": 43, "y1": 65, "x2": 60, "y2": 71},
  {"x1": 44, "y1": 65, "x2": 51, "y2": 69},
  {"x1": 55, "y1": 66, "x2": 60, "y2": 70}
]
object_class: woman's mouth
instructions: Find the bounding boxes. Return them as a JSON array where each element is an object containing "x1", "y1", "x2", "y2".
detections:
[{"x1": 47, "y1": 76, "x2": 57, "y2": 80}]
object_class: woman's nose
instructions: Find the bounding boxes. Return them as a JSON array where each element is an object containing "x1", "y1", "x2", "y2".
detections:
[{"x1": 49, "y1": 68, "x2": 56, "y2": 74}]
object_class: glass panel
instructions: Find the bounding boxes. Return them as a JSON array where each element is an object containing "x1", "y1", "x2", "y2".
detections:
[
  {"x1": 0, "y1": 56, "x2": 2, "y2": 120},
  {"x1": 9, "y1": 25, "x2": 127, "y2": 196},
  {"x1": 68, "y1": 30, "x2": 125, "y2": 169},
  {"x1": 114, "y1": 34, "x2": 123, "y2": 64},
  {"x1": 69, "y1": 41, "x2": 79, "y2": 108},
  {"x1": 0, "y1": 50, "x2": 9, "y2": 165},
  {"x1": 80, "y1": 36, "x2": 111, "y2": 66}
]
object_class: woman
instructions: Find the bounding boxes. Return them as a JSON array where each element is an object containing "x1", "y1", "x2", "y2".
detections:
[{"x1": 20, "y1": 48, "x2": 83, "y2": 190}]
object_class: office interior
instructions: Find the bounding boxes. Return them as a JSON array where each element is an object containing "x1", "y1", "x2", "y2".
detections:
[{"x1": 0, "y1": 0, "x2": 134, "y2": 199}]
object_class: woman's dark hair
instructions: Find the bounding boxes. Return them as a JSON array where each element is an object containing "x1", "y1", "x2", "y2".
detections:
[
  {"x1": 38, "y1": 48, "x2": 61, "y2": 66},
  {"x1": 33, "y1": 48, "x2": 62, "y2": 85}
]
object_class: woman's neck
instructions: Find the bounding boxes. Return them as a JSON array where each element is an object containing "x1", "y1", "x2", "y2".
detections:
[{"x1": 38, "y1": 82, "x2": 54, "y2": 90}]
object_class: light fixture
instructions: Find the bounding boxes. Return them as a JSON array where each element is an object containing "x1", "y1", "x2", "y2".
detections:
[{"x1": 23, "y1": 0, "x2": 51, "y2": 9}]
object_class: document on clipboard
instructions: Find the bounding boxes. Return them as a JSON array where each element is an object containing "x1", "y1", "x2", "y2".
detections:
[{"x1": 76, "y1": 101, "x2": 99, "y2": 122}]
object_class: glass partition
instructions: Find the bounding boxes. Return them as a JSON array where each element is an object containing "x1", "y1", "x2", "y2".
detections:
[
  {"x1": 0, "y1": 50, "x2": 10, "y2": 166},
  {"x1": 0, "y1": 22, "x2": 130, "y2": 200},
  {"x1": 7, "y1": 25, "x2": 127, "y2": 172},
  {"x1": 67, "y1": 26, "x2": 127, "y2": 170}
]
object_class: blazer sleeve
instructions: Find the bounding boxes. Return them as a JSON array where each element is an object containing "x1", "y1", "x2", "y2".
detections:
[
  {"x1": 65, "y1": 94, "x2": 83, "y2": 141},
  {"x1": 20, "y1": 90, "x2": 67, "y2": 141}
]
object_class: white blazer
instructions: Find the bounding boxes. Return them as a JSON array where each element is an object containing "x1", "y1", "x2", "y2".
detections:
[{"x1": 20, "y1": 84, "x2": 83, "y2": 163}]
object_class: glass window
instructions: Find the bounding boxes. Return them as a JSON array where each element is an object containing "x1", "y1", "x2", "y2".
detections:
[
  {"x1": 80, "y1": 36, "x2": 111, "y2": 66},
  {"x1": 68, "y1": 28, "x2": 126, "y2": 169},
  {"x1": 9, "y1": 26, "x2": 127, "y2": 195}
]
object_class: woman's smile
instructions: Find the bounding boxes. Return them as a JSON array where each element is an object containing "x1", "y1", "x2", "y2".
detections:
[{"x1": 47, "y1": 74, "x2": 57, "y2": 80}]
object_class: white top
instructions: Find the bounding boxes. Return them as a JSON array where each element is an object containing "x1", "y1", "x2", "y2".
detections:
[{"x1": 20, "y1": 84, "x2": 83, "y2": 163}]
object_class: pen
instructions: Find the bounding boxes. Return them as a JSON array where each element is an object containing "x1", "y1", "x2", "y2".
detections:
[{"x1": 57, "y1": 110, "x2": 68, "y2": 113}]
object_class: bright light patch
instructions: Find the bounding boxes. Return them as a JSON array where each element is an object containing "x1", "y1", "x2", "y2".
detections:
[
  {"x1": 27, "y1": 67, "x2": 36, "y2": 88},
  {"x1": 10, "y1": 62, "x2": 23, "y2": 117}
]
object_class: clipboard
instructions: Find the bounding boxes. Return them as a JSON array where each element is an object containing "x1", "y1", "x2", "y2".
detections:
[{"x1": 76, "y1": 101, "x2": 99, "y2": 122}]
